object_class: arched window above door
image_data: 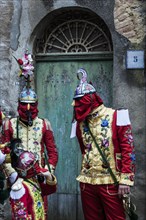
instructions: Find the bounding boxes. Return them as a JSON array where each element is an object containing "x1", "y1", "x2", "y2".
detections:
[{"x1": 35, "y1": 9, "x2": 113, "y2": 54}]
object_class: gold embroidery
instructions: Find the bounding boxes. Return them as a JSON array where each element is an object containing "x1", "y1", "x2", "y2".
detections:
[
  {"x1": 78, "y1": 105, "x2": 118, "y2": 185},
  {"x1": 10, "y1": 117, "x2": 43, "y2": 167},
  {"x1": 23, "y1": 180, "x2": 45, "y2": 220}
]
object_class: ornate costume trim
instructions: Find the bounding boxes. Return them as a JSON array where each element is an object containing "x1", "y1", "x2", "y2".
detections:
[
  {"x1": 76, "y1": 173, "x2": 120, "y2": 185},
  {"x1": 10, "y1": 185, "x2": 25, "y2": 200},
  {"x1": 23, "y1": 179, "x2": 45, "y2": 220},
  {"x1": 46, "y1": 174, "x2": 57, "y2": 185},
  {"x1": 119, "y1": 173, "x2": 135, "y2": 186},
  {"x1": 10, "y1": 117, "x2": 43, "y2": 167}
]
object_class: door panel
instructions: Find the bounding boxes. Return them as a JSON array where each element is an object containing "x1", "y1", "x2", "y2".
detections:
[{"x1": 36, "y1": 59, "x2": 113, "y2": 220}]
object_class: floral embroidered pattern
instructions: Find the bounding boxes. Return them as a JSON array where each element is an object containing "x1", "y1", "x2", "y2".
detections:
[
  {"x1": 124, "y1": 128, "x2": 136, "y2": 173},
  {"x1": 82, "y1": 123, "x2": 92, "y2": 170},
  {"x1": 101, "y1": 138, "x2": 109, "y2": 148},
  {"x1": 124, "y1": 128, "x2": 134, "y2": 147},
  {"x1": 123, "y1": 174, "x2": 135, "y2": 181},
  {"x1": 33, "y1": 127, "x2": 40, "y2": 132},
  {"x1": 27, "y1": 180, "x2": 45, "y2": 220},
  {"x1": 82, "y1": 114, "x2": 112, "y2": 172},
  {"x1": 100, "y1": 115, "x2": 111, "y2": 168},
  {"x1": 100, "y1": 115, "x2": 110, "y2": 150},
  {"x1": 130, "y1": 152, "x2": 136, "y2": 162},
  {"x1": 101, "y1": 118, "x2": 109, "y2": 127},
  {"x1": 12, "y1": 201, "x2": 27, "y2": 219},
  {"x1": 129, "y1": 152, "x2": 136, "y2": 172}
]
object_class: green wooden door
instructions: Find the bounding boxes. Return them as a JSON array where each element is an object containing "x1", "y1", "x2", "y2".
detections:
[{"x1": 36, "y1": 54, "x2": 113, "y2": 220}]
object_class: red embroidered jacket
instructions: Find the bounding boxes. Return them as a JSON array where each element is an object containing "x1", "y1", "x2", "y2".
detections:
[
  {"x1": 2, "y1": 117, "x2": 58, "y2": 176},
  {"x1": 76, "y1": 105, "x2": 135, "y2": 186}
]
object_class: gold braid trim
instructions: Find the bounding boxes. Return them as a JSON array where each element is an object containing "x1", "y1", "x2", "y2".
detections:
[
  {"x1": 46, "y1": 174, "x2": 57, "y2": 185},
  {"x1": 23, "y1": 180, "x2": 45, "y2": 220}
]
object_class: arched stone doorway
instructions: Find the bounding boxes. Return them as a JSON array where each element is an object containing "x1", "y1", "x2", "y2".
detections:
[{"x1": 33, "y1": 7, "x2": 113, "y2": 220}]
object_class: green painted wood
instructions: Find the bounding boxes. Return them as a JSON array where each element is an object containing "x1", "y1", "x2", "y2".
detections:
[
  {"x1": 77, "y1": 194, "x2": 84, "y2": 220},
  {"x1": 47, "y1": 193, "x2": 84, "y2": 220},
  {"x1": 48, "y1": 194, "x2": 78, "y2": 220},
  {"x1": 35, "y1": 52, "x2": 113, "y2": 61},
  {"x1": 36, "y1": 58, "x2": 113, "y2": 220}
]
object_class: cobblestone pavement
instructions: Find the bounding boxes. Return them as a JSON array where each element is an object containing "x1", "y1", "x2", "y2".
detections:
[{"x1": 0, "y1": 204, "x2": 4, "y2": 219}]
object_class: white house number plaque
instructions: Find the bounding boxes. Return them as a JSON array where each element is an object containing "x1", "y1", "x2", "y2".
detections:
[{"x1": 126, "y1": 50, "x2": 144, "y2": 69}]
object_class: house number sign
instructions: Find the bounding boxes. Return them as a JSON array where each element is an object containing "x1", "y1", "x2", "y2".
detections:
[{"x1": 126, "y1": 50, "x2": 144, "y2": 69}]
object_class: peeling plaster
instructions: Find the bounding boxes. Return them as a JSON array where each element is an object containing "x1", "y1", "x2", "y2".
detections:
[{"x1": 10, "y1": 0, "x2": 22, "y2": 50}]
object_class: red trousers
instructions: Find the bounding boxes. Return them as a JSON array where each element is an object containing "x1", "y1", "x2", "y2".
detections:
[{"x1": 80, "y1": 183, "x2": 126, "y2": 220}]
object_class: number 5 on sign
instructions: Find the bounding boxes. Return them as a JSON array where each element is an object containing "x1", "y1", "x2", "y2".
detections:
[{"x1": 126, "y1": 50, "x2": 144, "y2": 69}]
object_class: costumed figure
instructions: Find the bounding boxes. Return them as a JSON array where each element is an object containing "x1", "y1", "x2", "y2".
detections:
[
  {"x1": 70, "y1": 68, "x2": 136, "y2": 220},
  {"x1": 0, "y1": 110, "x2": 11, "y2": 206},
  {"x1": 1, "y1": 50, "x2": 58, "y2": 220}
]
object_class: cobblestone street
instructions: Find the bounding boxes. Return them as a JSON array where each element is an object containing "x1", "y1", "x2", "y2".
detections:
[{"x1": 0, "y1": 204, "x2": 4, "y2": 220}]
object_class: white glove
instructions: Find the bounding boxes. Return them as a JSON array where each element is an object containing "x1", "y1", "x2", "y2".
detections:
[
  {"x1": 40, "y1": 170, "x2": 53, "y2": 181},
  {"x1": 0, "y1": 150, "x2": 6, "y2": 165},
  {"x1": 9, "y1": 172, "x2": 18, "y2": 184}
]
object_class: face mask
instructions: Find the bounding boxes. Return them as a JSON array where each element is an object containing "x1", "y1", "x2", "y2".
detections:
[
  {"x1": 18, "y1": 102, "x2": 39, "y2": 125},
  {"x1": 74, "y1": 93, "x2": 103, "y2": 122}
]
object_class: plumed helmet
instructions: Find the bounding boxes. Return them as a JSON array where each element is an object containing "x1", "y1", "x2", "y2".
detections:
[
  {"x1": 19, "y1": 87, "x2": 38, "y2": 103},
  {"x1": 74, "y1": 68, "x2": 96, "y2": 99}
]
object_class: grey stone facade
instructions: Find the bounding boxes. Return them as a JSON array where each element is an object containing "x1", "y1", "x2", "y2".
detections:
[{"x1": 0, "y1": 0, "x2": 145, "y2": 219}]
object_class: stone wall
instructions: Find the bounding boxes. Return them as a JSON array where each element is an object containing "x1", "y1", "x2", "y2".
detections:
[
  {"x1": 114, "y1": 1, "x2": 146, "y2": 219},
  {"x1": 0, "y1": 0, "x2": 15, "y2": 116},
  {"x1": 114, "y1": 0, "x2": 146, "y2": 44}
]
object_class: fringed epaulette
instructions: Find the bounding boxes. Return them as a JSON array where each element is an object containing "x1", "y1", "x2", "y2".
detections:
[
  {"x1": 43, "y1": 119, "x2": 53, "y2": 131},
  {"x1": 116, "y1": 108, "x2": 131, "y2": 126},
  {"x1": 4, "y1": 118, "x2": 10, "y2": 130}
]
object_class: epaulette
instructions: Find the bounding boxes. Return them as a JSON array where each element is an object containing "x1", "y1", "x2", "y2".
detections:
[
  {"x1": 43, "y1": 118, "x2": 53, "y2": 131},
  {"x1": 3, "y1": 118, "x2": 10, "y2": 130},
  {"x1": 116, "y1": 108, "x2": 131, "y2": 126}
]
